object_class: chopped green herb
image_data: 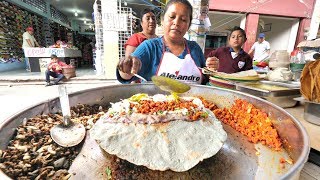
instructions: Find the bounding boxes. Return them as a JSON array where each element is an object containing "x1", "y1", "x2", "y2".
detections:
[
  {"x1": 201, "y1": 112, "x2": 209, "y2": 118},
  {"x1": 105, "y1": 167, "x2": 112, "y2": 179}
]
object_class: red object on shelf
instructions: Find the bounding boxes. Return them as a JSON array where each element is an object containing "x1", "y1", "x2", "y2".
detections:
[
  {"x1": 256, "y1": 61, "x2": 268, "y2": 68},
  {"x1": 290, "y1": 49, "x2": 299, "y2": 56}
]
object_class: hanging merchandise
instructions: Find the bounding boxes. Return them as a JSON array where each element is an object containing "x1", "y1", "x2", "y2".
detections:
[
  {"x1": 0, "y1": 0, "x2": 75, "y2": 72},
  {"x1": 43, "y1": 18, "x2": 54, "y2": 47},
  {"x1": 0, "y1": 1, "x2": 31, "y2": 71},
  {"x1": 189, "y1": 19, "x2": 207, "y2": 36}
]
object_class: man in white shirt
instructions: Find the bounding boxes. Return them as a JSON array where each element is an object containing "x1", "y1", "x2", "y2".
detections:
[
  {"x1": 248, "y1": 33, "x2": 270, "y2": 62},
  {"x1": 22, "y1": 27, "x2": 40, "y2": 48},
  {"x1": 22, "y1": 27, "x2": 40, "y2": 71}
]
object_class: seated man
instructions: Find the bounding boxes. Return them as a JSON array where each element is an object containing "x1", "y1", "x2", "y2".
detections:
[{"x1": 45, "y1": 54, "x2": 67, "y2": 86}]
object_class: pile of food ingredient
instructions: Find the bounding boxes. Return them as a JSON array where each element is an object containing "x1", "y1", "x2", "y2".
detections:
[
  {"x1": 105, "y1": 93, "x2": 218, "y2": 124},
  {"x1": 0, "y1": 104, "x2": 106, "y2": 179},
  {"x1": 214, "y1": 99, "x2": 282, "y2": 151},
  {"x1": 91, "y1": 94, "x2": 227, "y2": 172}
]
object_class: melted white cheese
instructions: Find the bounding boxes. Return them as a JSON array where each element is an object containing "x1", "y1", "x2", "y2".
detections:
[{"x1": 109, "y1": 94, "x2": 205, "y2": 116}]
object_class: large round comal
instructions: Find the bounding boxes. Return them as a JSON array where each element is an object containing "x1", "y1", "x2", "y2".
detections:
[{"x1": 0, "y1": 84, "x2": 310, "y2": 179}]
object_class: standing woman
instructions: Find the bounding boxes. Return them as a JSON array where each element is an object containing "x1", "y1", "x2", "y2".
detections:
[
  {"x1": 206, "y1": 26, "x2": 252, "y2": 73},
  {"x1": 117, "y1": 0, "x2": 206, "y2": 84},
  {"x1": 124, "y1": 8, "x2": 157, "y2": 58}
]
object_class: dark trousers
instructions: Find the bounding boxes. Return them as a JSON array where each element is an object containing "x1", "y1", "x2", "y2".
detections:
[{"x1": 45, "y1": 70, "x2": 64, "y2": 83}]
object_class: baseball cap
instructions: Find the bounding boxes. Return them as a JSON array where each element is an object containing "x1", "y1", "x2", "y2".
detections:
[
  {"x1": 258, "y1": 33, "x2": 265, "y2": 38},
  {"x1": 26, "y1": 27, "x2": 34, "y2": 31}
]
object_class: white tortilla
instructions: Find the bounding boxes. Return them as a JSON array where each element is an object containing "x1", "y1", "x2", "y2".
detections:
[{"x1": 90, "y1": 111, "x2": 227, "y2": 172}]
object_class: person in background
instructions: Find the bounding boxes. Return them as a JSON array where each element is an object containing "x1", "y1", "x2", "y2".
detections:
[
  {"x1": 124, "y1": 8, "x2": 157, "y2": 58},
  {"x1": 117, "y1": 0, "x2": 206, "y2": 84},
  {"x1": 22, "y1": 26, "x2": 41, "y2": 71},
  {"x1": 248, "y1": 33, "x2": 270, "y2": 63},
  {"x1": 206, "y1": 26, "x2": 252, "y2": 73},
  {"x1": 45, "y1": 55, "x2": 67, "y2": 86},
  {"x1": 22, "y1": 27, "x2": 40, "y2": 48}
]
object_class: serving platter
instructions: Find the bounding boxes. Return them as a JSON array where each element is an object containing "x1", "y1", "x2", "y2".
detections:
[
  {"x1": 260, "y1": 80, "x2": 301, "y2": 89},
  {"x1": 208, "y1": 76, "x2": 236, "y2": 89},
  {"x1": 212, "y1": 74, "x2": 261, "y2": 81},
  {"x1": 0, "y1": 84, "x2": 309, "y2": 179},
  {"x1": 236, "y1": 82, "x2": 300, "y2": 97},
  {"x1": 202, "y1": 68, "x2": 261, "y2": 81},
  {"x1": 235, "y1": 82, "x2": 301, "y2": 108}
]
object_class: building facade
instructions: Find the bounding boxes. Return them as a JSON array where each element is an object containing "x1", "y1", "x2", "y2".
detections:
[{"x1": 207, "y1": 0, "x2": 320, "y2": 53}]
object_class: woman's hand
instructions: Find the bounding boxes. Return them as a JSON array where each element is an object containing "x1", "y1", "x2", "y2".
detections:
[
  {"x1": 206, "y1": 56, "x2": 219, "y2": 71},
  {"x1": 117, "y1": 56, "x2": 142, "y2": 80}
]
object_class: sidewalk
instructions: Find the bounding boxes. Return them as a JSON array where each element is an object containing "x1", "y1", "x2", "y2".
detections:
[
  {"x1": 0, "y1": 80, "x2": 118, "y2": 123},
  {"x1": 0, "y1": 68, "x2": 117, "y2": 85}
]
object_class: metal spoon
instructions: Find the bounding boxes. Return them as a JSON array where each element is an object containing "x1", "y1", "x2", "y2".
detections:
[
  {"x1": 133, "y1": 73, "x2": 147, "y2": 82},
  {"x1": 50, "y1": 85, "x2": 86, "y2": 147},
  {"x1": 151, "y1": 76, "x2": 191, "y2": 94}
]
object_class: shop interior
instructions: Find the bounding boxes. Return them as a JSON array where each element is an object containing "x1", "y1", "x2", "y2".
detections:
[
  {"x1": 204, "y1": 12, "x2": 301, "y2": 56},
  {"x1": 0, "y1": 0, "x2": 155, "y2": 76},
  {"x1": 205, "y1": 12, "x2": 243, "y2": 56},
  {"x1": 0, "y1": 0, "x2": 96, "y2": 75},
  {"x1": 257, "y1": 16, "x2": 300, "y2": 54}
]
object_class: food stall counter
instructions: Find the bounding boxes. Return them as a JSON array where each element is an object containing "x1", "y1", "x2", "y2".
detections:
[{"x1": 23, "y1": 48, "x2": 82, "y2": 72}]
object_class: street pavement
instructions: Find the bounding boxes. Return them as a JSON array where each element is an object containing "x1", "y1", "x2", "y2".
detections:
[{"x1": 0, "y1": 80, "x2": 118, "y2": 125}]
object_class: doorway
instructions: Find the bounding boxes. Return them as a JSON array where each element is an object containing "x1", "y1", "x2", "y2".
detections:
[{"x1": 257, "y1": 16, "x2": 299, "y2": 53}]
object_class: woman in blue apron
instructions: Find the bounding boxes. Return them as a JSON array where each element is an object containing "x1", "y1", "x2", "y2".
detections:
[{"x1": 117, "y1": 0, "x2": 206, "y2": 84}]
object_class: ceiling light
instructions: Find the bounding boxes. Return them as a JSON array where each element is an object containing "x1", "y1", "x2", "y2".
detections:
[
  {"x1": 84, "y1": 20, "x2": 87, "y2": 24},
  {"x1": 74, "y1": 11, "x2": 78, "y2": 17},
  {"x1": 124, "y1": 1, "x2": 127, "y2": 6}
]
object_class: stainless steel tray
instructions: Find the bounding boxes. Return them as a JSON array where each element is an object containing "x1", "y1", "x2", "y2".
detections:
[
  {"x1": 236, "y1": 81, "x2": 300, "y2": 97},
  {"x1": 235, "y1": 82, "x2": 301, "y2": 108},
  {"x1": 294, "y1": 97, "x2": 320, "y2": 126},
  {"x1": 260, "y1": 80, "x2": 301, "y2": 89}
]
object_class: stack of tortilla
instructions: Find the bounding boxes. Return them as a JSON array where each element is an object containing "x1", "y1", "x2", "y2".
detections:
[{"x1": 203, "y1": 68, "x2": 260, "y2": 81}]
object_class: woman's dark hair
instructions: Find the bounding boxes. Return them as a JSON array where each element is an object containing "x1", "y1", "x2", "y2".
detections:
[
  {"x1": 164, "y1": 0, "x2": 193, "y2": 25},
  {"x1": 229, "y1": 26, "x2": 247, "y2": 41},
  {"x1": 140, "y1": 8, "x2": 155, "y2": 22}
]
